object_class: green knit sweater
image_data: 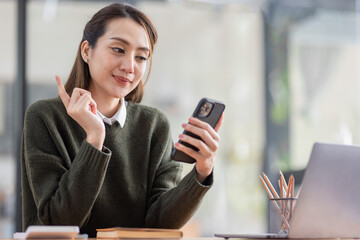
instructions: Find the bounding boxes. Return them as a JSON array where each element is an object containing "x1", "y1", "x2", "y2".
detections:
[{"x1": 21, "y1": 97, "x2": 213, "y2": 237}]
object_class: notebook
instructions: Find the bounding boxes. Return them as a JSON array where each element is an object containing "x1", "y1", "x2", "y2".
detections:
[{"x1": 215, "y1": 142, "x2": 360, "y2": 239}]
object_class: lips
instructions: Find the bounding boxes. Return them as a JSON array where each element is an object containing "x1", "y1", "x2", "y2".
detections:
[{"x1": 113, "y1": 75, "x2": 131, "y2": 84}]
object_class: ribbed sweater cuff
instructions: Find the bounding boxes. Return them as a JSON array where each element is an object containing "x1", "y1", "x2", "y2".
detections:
[
  {"x1": 72, "y1": 140, "x2": 112, "y2": 174},
  {"x1": 179, "y1": 167, "x2": 213, "y2": 200},
  {"x1": 190, "y1": 167, "x2": 213, "y2": 187}
]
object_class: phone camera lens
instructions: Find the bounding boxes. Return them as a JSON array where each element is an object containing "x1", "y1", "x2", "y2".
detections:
[{"x1": 198, "y1": 102, "x2": 214, "y2": 118}]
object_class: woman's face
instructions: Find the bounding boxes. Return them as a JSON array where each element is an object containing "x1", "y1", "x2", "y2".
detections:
[{"x1": 83, "y1": 17, "x2": 150, "y2": 100}]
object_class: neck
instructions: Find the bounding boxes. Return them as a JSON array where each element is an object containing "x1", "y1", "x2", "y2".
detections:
[
  {"x1": 89, "y1": 85, "x2": 122, "y2": 118},
  {"x1": 96, "y1": 97, "x2": 122, "y2": 118}
]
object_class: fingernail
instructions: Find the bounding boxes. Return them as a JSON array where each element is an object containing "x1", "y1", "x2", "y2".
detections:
[
  {"x1": 182, "y1": 123, "x2": 187, "y2": 128},
  {"x1": 179, "y1": 134, "x2": 184, "y2": 139}
]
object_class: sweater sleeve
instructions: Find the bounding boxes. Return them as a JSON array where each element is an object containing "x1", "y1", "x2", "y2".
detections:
[
  {"x1": 22, "y1": 101, "x2": 111, "y2": 228},
  {"x1": 144, "y1": 113, "x2": 213, "y2": 228}
]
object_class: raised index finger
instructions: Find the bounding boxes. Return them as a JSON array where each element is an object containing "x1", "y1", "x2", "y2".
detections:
[{"x1": 55, "y1": 75, "x2": 70, "y2": 109}]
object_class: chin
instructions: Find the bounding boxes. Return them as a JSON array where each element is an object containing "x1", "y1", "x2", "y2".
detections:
[
  {"x1": 111, "y1": 94, "x2": 125, "y2": 99},
  {"x1": 108, "y1": 85, "x2": 136, "y2": 100},
  {"x1": 109, "y1": 90, "x2": 127, "y2": 99}
]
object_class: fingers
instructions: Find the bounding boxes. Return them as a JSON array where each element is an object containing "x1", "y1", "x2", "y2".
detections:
[
  {"x1": 78, "y1": 92, "x2": 97, "y2": 115},
  {"x1": 69, "y1": 88, "x2": 90, "y2": 108},
  {"x1": 175, "y1": 117, "x2": 221, "y2": 161},
  {"x1": 68, "y1": 89, "x2": 96, "y2": 115},
  {"x1": 55, "y1": 75, "x2": 70, "y2": 109},
  {"x1": 89, "y1": 101, "x2": 97, "y2": 115},
  {"x1": 56, "y1": 75, "x2": 94, "y2": 113},
  {"x1": 175, "y1": 137, "x2": 214, "y2": 180},
  {"x1": 55, "y1": 76, "x2": 104, "y2": 149},
  {"x1": 175, "y1": 141, "x2": 204, "y2": 161},
  {"x1": 56, "y1": 75, "x2": 97, "y2": 116},
  {"x1": 180, "y1": 123, "x2": 218, "y2": 152},
  {"x1": 188, "y1": 117, "x2": 220, "y2": 143}
]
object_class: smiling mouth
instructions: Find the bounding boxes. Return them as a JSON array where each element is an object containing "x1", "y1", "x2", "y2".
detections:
[{"x1": 113, "y1": 75, "x2": 131, "y2": 84}]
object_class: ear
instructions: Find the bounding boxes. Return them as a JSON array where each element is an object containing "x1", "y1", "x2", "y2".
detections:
[{"x1": 81, "y1": 40, "x2": 91, "y2": 61}]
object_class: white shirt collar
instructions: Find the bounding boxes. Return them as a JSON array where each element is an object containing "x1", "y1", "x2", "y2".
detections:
[{"x1": 97, "y1": 98, "x2": 127, "y2": 127}]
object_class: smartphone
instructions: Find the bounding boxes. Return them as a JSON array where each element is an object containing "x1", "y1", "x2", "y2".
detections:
[{"x1": 171, "y1": 98, "x2": 226, "y2": 163}]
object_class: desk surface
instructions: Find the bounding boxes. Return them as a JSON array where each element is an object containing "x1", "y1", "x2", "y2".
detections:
[
  {"x1": 4, "y1": 239, "x2": 219, "y2": 240},
  {"x1": 2, "y1": 238, "x2": 354, "y2": 240}
]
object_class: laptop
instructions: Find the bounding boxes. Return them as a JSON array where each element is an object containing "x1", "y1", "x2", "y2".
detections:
[{"x1": 215, "y1": 142, "x2": 360, "y2": 239}]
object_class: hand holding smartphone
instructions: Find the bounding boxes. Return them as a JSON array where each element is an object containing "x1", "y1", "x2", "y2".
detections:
[{"x1": 171, "y1": 98, "x2": 225, "y2": 163}]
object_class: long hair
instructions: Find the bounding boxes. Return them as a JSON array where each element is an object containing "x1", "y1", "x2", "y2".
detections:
[{"x1": 64, "y1": 3, "x2": 158, "y2": 103}]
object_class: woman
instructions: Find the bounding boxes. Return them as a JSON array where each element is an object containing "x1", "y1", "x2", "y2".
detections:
[{"x1": 21, "y1": 3, "x2": 222, "y2": 237}]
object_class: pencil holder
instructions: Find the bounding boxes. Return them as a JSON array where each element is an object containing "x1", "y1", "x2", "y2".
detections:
[{"x1": 269, "y1": 198, "x2": 297, "y2": 234}]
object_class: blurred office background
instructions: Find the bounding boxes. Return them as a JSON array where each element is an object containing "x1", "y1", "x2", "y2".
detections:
[{"x1": 0, "y1": 0, "x2": 358, "y2": 237}]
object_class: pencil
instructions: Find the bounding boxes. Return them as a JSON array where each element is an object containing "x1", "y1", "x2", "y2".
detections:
[
  {"x1": 290, "y1": 175, "x2": 295, "y2": 198},
  {"x1": 279, "y1": 178, "x2": 285, "y2": 215},
  {"x1": 279, "y1": 176, "x2": 292, "y2": 231},
  {"x1": 290, "y1": 175, "x2": 296, "y2": 221},
  {"x1": 286, "y1": 175, "x2": 293, "y2": 198},
  {"x1": 262, "y1": 172, "x2": 280, "y2": 199},
  {"x1": 260, "y1": 175, "x2": 291, "y2": 229},
  {"x1": 259, "y1": 175, "x2": 274, "y2": 199},
  {"x1": 279, "y1": 170, "x2": 288, "y2": 192}
]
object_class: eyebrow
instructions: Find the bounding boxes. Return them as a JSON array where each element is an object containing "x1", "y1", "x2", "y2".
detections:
[{"x1": 110, "y1": 37, "x2": 150, "y2": 52}]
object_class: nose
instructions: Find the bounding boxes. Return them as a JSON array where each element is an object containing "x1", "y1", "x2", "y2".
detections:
[{"x1": 120, "y1": 54, "x2": 134, "y2": 73}]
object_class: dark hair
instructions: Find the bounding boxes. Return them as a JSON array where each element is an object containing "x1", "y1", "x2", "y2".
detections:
[{"x1": 64, "y1": 3, "x2": 158, "y2": 103}]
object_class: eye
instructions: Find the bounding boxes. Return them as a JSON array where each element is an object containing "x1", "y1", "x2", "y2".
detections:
[
  {"x1": 136, "y1": 56, "x2": 148, "y2": 62},
  {"x1": 110, "y1": 47, "x2": 125, "y2": 54}
]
